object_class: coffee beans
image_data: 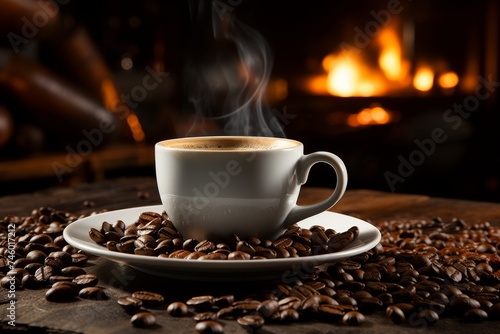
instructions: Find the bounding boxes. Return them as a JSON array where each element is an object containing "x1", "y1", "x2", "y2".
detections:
[
  {"x1": 3, "y1": 206, "x2": 500, "y2": 332},
  {"x1": 194, "y1": 320, "x2": 224, "y2": 333},
  {"x1": 88, "y1": 210, "x2": 360, "y2": 261},
  {"x1": 167, "y1": 301, "x2": 189, "y2": 317},
  {"x1": 45, "y1": 285, "x2": 77, "y2": 302},
  {"x1": 131, "y1": 290, "x2": 165, "y2": 308},
  {"x1": 131, "y1": 311, "x2": 156, "y2": 328}
]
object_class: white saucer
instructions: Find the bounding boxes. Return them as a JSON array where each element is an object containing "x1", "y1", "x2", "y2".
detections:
[{"x1": 63, "y1": 205, "x2": 381, "y2": 281}]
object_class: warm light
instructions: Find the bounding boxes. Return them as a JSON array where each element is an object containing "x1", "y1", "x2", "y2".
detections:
[
  {"x1": 377, "y1": 27, "x2": 409, "y2": 82},
  {"x1": 322, "y1": 54, "x2": 336, "y2": 71},
  {"x1": 326, "y1": 58, "x2": 358, "y2": 97},
  {"x1": 371, "y1": 106, "x2": 391, "y2": 123},
  {"x1": 438, "y1": 71, "x2": 459, "y2": 89},
  {"x1": 101, "y1": 78, "x2": 145, "y2": 142},
  {"x1": 348, "y1": 105, "x2": 392, "y2": 127},
  {"x1": 357, "y1": 108, "x2": 373, "y2": 124},
  {"x1": 413, "y1": 67, "x2": 434, "y2": 92},
  {"x1": 347, "y1": 114, "x2": 360, "y2": 127}
]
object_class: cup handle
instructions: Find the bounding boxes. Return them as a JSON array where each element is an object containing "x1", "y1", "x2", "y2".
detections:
[{"x1": 283, "y1": 151, "x2": 348, "y2": 228}]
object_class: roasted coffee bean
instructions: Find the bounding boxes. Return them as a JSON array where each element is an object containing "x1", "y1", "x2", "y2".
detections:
[
  {"x1": 233, "y1": 299, "x2": 261, "y2": 315},
  {"x1": 187, "y1": 295, "x2": 214, "y2": 311},
  {"x1": 79, "y1": 287, "x2": 108, "y2": 300},
  {"x1": 49, "y1": 275, "x2": 74, "y2": 284},
  {"x1": 30, "y1": 233, "x2": 53, "y2": 245},
  {"x1": 280, "y1": 308, "x2": 300, "y2": 322},
  {"x1": 214, "y1": 295, "x2": 234, "y2": 309},
  {"x1": 415, "y1": 309, "x2": 439, "y2": 325},
  {"x1": 169, "y1": 249, "x2": 191, "y2": 258},
  {"x1": 217, "y1": 307, "x2": 235, "y2": 320},
  {"x1": 235, "y1": 241, "x2": 255, "y2": 255},
  {"x1": 52, "y1": 281, "x2": 80, "y2": 293},
  {"x1": 134, "y1": 247, "x2": 155, "y2": 256},
  {"x1": 44, "y1": 257, "x2": 64, "y2": 270},
  {"x1": 34, "y1": 266, "x2": 54, "y2": 282},
  {"x1": 60, "y1": 266, "x2": 86, "y2": 278},
  {"x1": 194, "y1": 320, "x2": 223, "y2": 334},
  {"x1": 386, "y1": 305, "x2": 405, "y2": 324},
  {"x1": 134, "y1": 235, "x2": 156, "y2": 249},
  {"x1": 227, "y1": 251, "x2": 251, "y2": 260},
  {"x1": 186, "y1": 251, "x2": 207, "y2": 260},
  {"x1": 89, "y1": 228, "x2": 105, "y2": 244},
  {"x1": 273, "y1": 237, "x2": 293, "y2": 249},
  {"x1": 117, "y1": 296, "x2": 143, "y2": 314},
  {"x1": 131, "y1": 311, "x2": 156, "y2": 328},
  {"x1": 25, "y1": 250, "x2": 47, "y2": 264},
  {"x1": 449, "y1": 295, "x2": 481, "y2": 315},
  {"x1": 1, "y1": 276, "x2": 20, "y2": 289},
  {"x1": 292, "y1": 242, "x2": 311, "y2": 256},
  {"x1": 71, "y1": 253, "x2": 88, "y2": 266},
  {"x1": 328, "y1": 230, "x2": 355, "y2": 252},
  {"x1": 199, "y1": 253, "x2": 227, "y2": 260},
  {"x1": 237, "y1": 314, "x2": 264, "y2": 330},
  {"x1": 342, "y1": 311, "x2": 365, "y2": 325},
  {"x1": 45, "y1": 285, "x2": 77, "y2": 302},
  {"x1": 318, "y1": 304, "x2": 345, "y2": 321},
  {"x1": 195, "y1": 240, "x2": 216, "y2": 253},
  {"x1": 167, "y1": 301, "x2": 189, "y2": 317},
  {"x1": 194, "y1": 312, "x2": 218, "y2": 321},
  {"x1": 132, "y1": 291, "x2": 165, "y2": 308},
  {"x1": 138, "y1": 211, "x2": 161, "y2": 224},
  {"x1": 257, "y1": 299, "x2": 279, "y2": 318},
  {"x1": 278, "y1": 296, "x2": 301, "y2": 311},
  {"x1": 73, "y1": 274, "x2": 98, "y2": 288},
  {"x1": 464, "y1": 308, "x2": 488, "y2": 322},
  {"x1": 116, "y1": 240, "x2": 136, "y2": 253},
  {"x1": 7, "y1": 268, "x2": 29, "y2": 281},
  {"x1": 21, "y1": 274, "x2": 43, "y2": 289}
]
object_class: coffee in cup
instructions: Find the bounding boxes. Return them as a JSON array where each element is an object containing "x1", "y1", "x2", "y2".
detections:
[{"x1": 155, "y1": 136, "x2": 347, "y2": 241}]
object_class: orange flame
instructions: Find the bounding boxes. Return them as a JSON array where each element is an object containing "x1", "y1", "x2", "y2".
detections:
[
  {"x1": 313, "y1": 22, "x2": 461, "y2": 98},
  {"x1": 413, "y1": 66, "x2": 434, "y2": 92},
  {"x1": 347, "y1": 105, "x2": 393, "y2": 127},
  {"x1": 101, "y1": 79, "x2": 145, "y2": 142}
]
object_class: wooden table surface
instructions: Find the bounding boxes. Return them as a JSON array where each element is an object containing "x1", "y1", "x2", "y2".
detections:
[{"x1": 1, "y1": 177, "x2": 499, "y2": 333}]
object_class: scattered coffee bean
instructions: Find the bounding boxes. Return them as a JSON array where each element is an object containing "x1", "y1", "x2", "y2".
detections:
[
  {"x1": 237, "y1": 314, "x2": 265, "y2": 330},
  {"x1": 72, "y1": 274, "x2": 98, "y2": 288},
  {"x1": 131, "y1": 291, "x2": 165, "y2": 308},
  {"x1": 195, "y1": 320, "x2": 224, "y2": 334},
  {"x1": 464, "y1": 308, "x2": 488, "y2": 322},
  {"x1": 79, "y1": 287, "x2": 108, "y2": 300},
  {"x1": 130, "y1": 311, "x2": 156, "y2": 328},
  {"x1": 415, "y1": 310, "x2": 439, "y2": 325},
  {"x1": 45, "y1": 285, "x2": 76, "y2": 302},
  {"x1": 342, "y1": 311, "x2": 365, "y2": 325},
  {"x1": 117, "y1": 296, "x2": 143, "y2": 314},
  {"x1": 167, "y1": 301, "x2": 189, "y2": 317},
  {"x1": 4, "y1": 207, "x2": 500, "y2": 333},
  {"x1": 386, "y1": 305, "x2": 405, "y2": 324}
]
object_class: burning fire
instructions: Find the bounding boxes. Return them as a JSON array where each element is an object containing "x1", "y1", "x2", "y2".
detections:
[
  {"x1": 346, "y1": 104, "x2": 396, "y2": 127},
  {"x1": 309, "y1": 23, "x2": 461, "y2": 97}
]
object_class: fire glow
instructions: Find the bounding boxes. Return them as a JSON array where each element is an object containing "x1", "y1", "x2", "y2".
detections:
[{"x1": 309, "y1": 24, "x2": 460, "y2": 97}]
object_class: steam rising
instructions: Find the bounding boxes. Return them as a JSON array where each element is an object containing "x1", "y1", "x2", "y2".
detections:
[{"x1": 183, "y1": 2, "x2": 283, "y2": 137}]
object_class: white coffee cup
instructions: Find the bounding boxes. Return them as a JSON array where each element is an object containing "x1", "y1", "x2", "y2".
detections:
[{"x1": 155, "y1": 136, "x2": 347, "y2": 241}]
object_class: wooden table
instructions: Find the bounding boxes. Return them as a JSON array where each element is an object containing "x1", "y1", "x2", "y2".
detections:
[{"x1": 1, "y1": 177, "x2": 499, "y2": 333}]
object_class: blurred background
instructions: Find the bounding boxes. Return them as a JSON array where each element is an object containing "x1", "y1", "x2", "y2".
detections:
[{"x1": 0, "y1": 0, "x2": 499, "y2": 202}]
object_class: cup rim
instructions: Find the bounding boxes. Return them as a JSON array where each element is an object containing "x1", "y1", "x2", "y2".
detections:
[{"x1": 155, "y1": 136, "x2": 302, "y2": 152}]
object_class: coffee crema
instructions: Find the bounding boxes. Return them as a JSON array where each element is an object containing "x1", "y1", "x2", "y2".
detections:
[{"x1": 159, "y1": 136, "x2": 299, "y2": 151}]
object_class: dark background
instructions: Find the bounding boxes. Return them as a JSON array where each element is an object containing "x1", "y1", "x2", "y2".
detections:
[{"x1": 0, "y1": 0, "x2": 499, "y2": 202}]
